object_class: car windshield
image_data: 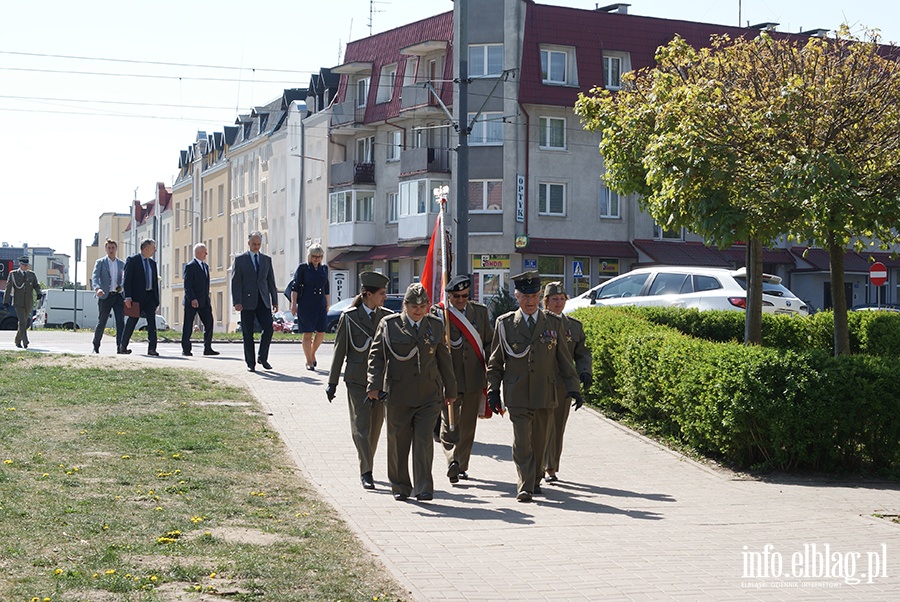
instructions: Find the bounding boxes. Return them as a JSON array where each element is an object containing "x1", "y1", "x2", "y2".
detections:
[
  {"x1": 329, "y1": 297, "x2": 355, "y2": 312},
  {"x1": 733, "y1": 277, "x2": 796, "y2": 298}
]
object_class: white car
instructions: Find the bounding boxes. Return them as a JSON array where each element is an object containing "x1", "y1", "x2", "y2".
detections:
[
  {"x1": 136, "y1": 314, "x2": 170, "y2": 331},
  {"x1": 564, "y1": 266, "x2": 808, "y2": 316}
]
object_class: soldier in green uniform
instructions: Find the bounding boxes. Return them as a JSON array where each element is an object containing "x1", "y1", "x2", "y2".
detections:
[
  {"x1": 4, "y1": 257, "x2": 42, "y2": 349},
  {"x1": 326, "y1": 271, "x2": 393, "y2": 490},
  {"x1": 368, "y1": 283, "x2": 456, "y2": 502},
  {"x1": 486, "y1": 271, "x2": 582, "y2": 503},
  {"x1": 433, "y1": 274, "x2": 493, "y2": 484},
  {"x1": 541, "y1": 282, "x2": 592, "y2": 483}
]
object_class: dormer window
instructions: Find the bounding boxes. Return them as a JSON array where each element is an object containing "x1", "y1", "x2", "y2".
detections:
[
  {"x1": 603, "y1": 52, "x2": 631, "y2": 90},
  {"x1": 377, "y1": 64, "x2": 397, "y2": 103},
  {"x1": 540, "y1": 45, "x2": 577, "y2": 86},
  {"x1": 356, "y1": 78, "x2": 369, "y2": 108}
]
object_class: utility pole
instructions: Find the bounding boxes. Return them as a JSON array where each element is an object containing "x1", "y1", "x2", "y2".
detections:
[{"x1": 456, "y1": 0, "x2": 469, "y2": 277}]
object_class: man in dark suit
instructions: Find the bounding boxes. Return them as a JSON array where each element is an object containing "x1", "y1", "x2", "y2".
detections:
[
  {"x1": 119, "y1": 238, "x2": 161, "y2": 356},
  {"x1": 181, "y1": 242, "x2": 218, "y2": 357},
  {"x1": 90, "y1": 238, "x2": 126, "y2": 353},
  {"x1": 231, "y1": 230, "x2": 278, "y2": 372}
]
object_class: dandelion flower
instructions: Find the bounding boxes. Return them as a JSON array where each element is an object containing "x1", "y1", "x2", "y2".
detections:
[
  {"x1": 105, "y1": 569, "x2": 116, "y2": 575},
  {"x1": 55, "y1": 568, "x2": 63, "y2": 575},
  {"x1": 3, "y1": 459, "x2": 11, "y2": 465}
]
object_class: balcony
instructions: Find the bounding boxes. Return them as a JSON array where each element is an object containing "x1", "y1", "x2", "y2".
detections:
[
  {"x1": 398, "y1": 212, "x2": 437, "y2": 243},
  {"x1": 400, "y1": 83, "x2": 444, "y2": 115},
  {"x1": 331, "y1": 99, "x2": 366, "y2": 127},
  {"x1": 400, "y1": 147, "x2": 451, "y2": 176},
  {"x1": 329, "y1": 221, "x2": 377, "y2": 248},
  {"x1": 331, "y1": 161, "x2": 376, "y2": 186}
]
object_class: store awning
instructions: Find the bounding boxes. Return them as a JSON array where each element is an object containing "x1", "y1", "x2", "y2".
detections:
[
  {"x1": 525, "y1": 238, "x2": 637, "y2": 258},
  {"x1": 330, "y1": 245, "x2": 428, "y2": 265},
  {"x1": 632, "y1": 240, "x2": 730, "y2": 267}
]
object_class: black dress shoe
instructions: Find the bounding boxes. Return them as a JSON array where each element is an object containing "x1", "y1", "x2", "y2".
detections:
[
  {"x1": 416, "y1": 492, "x2": 433, "y2": 501},
  {"x1": 447, "y1": 461, "x2": 460, "y2": 484},
  {"x1": 15, "y1": 342, "x2": 22, "y2": 348},
  {"x1": 258, "y1": 358, "x2": 273, "y2": 370},
  {"x1": 182, "y1": 351, "x2": 193, "y2": 356},
  {"x1": 544, "y1": 474, "x2": 559, "y2": 483},
  {"x1": 203, "y1": 349, "x2": 220, "y2": 356},
  {"x1": 117, "y1": 347, "x2": 132, "y2": 355},
  {"x1": 147, "y1": 350, "x2": 160, "y2": 357},
  {"x1": 92, "y1": 347, "x2": 99, "y2": 354},
  {"x1": 360, "y1": 472, "x2": 375, "y2": 490},
  {"x1": 247, "y1": 365, "x2": 256, "y2": 372},
  {"x1": 533, "y1": 485, "x2": 543, "y2": 495},
  {"x1": 393, "y1": 493, "x2": 408, "y2": 501},
  {"x1": 516, "y1": 490, "x2": 532, "y2": 503},
  {"x1": 458, "y1": 471, "x2": 469, "y2": 480}
]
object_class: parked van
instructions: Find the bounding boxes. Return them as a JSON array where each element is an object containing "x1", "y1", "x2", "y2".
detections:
[{"x1": 33, "y1": 289, "x2": 100, "y2": 330}]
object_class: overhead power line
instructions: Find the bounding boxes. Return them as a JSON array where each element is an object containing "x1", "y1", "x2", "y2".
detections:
[
  {"x1": 0, "y1": 49, "x2": 313, "y2": 74},
  {"x1": 0, "y1": 94, "x2": 238, "y2": 111},
  {"x1": 0, "y1": 65, "x2": 301, "y2": 85}
]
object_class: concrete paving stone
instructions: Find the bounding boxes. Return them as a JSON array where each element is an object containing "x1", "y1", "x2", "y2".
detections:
[{"x1": 8, "y1": 330, "x2": 900, "y2": 602}]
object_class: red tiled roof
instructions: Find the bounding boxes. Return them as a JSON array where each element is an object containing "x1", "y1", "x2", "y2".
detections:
[
  {"x1": 717, "y1": 245, "x2": 796, "y2": 266},
  {"x1": 857, "y1": 250, "x2": 900, "y2": 269},
  {"x1": 789, "y1": 247, "x2": 874, "y2": 273},
  {"x1": 632, "y1": 239, "x2": 730, "y2": 267},
  {"x1": 526, "y1": 237, "x2": 636, "y2": 257}
]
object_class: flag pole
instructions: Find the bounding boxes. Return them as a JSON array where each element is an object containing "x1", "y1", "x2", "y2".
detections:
[{"x1": 438, "y1": 194, "x2": 458, "y2": 436}]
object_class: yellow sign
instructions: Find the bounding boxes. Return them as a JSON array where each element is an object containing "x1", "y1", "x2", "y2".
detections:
[
  {"x1": 514, "y1": 235, "x2": 529, "y2": 249},
  {"x1": 473, "y1": 254, "x2": 510, "y2": 270},
  {"x1": 599, "y1": 259, "x2": 619, "y2": 274}
]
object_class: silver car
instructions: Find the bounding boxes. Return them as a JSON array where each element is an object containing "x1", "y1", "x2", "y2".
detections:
[{"x1": 564, "y1": 266, "x2": 808, "y2": 316}]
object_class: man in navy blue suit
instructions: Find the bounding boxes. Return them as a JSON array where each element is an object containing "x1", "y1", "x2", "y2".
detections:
[
  {"x1": 231, "y1": 231, "x2": 278, "y2": 372},
  {"x1": 181, "y1": 242, "x2": 218, "y2": 357},
  {"x1": 119, "y1": 238, "x2": 161, "y2": 356}
]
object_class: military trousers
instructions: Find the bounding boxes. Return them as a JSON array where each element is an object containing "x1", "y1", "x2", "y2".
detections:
[
  {"x1": 441, "y1": 389, "x2": 483, "y2": 472},
  {"x1": 386, "y1": 401, "x2": 441, "y2": 497},
  {"x1": 13, "y1": 306, "x2": 31, "y2": 346},
  {"x1": 346, "y1": 382, "x2": 385, "y2": 476},
  {"x1": 507, "y1": 405, "x2": 553, "y2": 495},
  {"x1": 544, "y1": 384, "x2": 572, "y2": 474}
]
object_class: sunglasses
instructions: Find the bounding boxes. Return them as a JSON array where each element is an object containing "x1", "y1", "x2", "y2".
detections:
[{"x1": 450, "y1": 293, "x2": 469, "y2": 299}]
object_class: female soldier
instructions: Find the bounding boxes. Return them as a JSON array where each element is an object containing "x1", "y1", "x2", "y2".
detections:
[
  {"x1": 326, "y1": 272, "x2": 392, "y2": 490},
  {"x1": 367, "y1": 283, "x2": 456, "y2": 502},
  {"x1": 290, "y1": 243, "x2": 329, "y2": 370}
]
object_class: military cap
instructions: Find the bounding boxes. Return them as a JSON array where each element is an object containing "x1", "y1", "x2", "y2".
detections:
[
  {"x1": 543, "y1": 281, "x2": 566, "y2": 298},
  {"x1": 512, "y1": 270, "x2": 542, "y2": 294},
  {"x1": 18, "y1": 256, "x2": 29, "y2": 265},
  {"x1": 404, "y1": 282, "x2": 430, "y2": 305},
  {"x1": 445, "y1": 274, "x2": 471, "y2": 293},
  {"x1": 359, "y1": 271, "x2": 389, "y2": 290}
]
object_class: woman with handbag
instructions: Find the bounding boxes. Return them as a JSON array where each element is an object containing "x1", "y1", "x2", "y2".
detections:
[{"x1": 290, "y1": 243, "x2": 329, "y2": 370}]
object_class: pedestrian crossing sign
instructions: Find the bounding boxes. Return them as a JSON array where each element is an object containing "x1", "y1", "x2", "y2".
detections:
[{"x1": 573, "y1": 261, "x2": 584, "y2": 278}]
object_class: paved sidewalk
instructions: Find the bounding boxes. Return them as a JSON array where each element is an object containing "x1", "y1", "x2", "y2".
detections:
[{"x1": 5, "y1": 330, "x2": 900, "y2": 601}]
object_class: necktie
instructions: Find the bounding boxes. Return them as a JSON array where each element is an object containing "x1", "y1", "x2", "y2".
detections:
[
  {"x1": 144, "y1": 258, "x2": 152, "y2": 290},
  {"x1": 202, "y1": 262, "x2": 209, "y2": 278},
  {"x1": 253, "y1": 254, "x2": 260, "y2": 273},
  {"x1": 526, "y1": 315, "x2": 535, "y2": 333}
]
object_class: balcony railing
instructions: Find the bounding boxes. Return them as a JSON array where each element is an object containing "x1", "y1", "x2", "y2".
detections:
[
  {"x1": 331, "y1": 100, "x2": 366, "y2": 127},
  {"x1": 400, "y1": 147, "x2": 451, "y2": 175},
  {"x1": 400, "y1": 83, "x2": 441, "y2": 111},
  {"x1": 331, "y1": 161, "x2": 376, "y2": 186}
]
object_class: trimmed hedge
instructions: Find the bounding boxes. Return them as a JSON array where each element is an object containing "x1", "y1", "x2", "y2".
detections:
[{"x1": 576, "y1": 307, "x2": 900, "y2": 473}]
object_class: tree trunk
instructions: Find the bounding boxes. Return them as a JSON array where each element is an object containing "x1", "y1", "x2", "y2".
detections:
[
  {"x1": 743, "y1": 237, "x2": 763, "y2": 346},
  {"x1": 828, "y1": 241, "x2": 851, "y2": 356}
]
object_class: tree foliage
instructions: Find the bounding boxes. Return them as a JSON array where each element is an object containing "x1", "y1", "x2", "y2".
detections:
[{"x1": 575, "y1": 26, "x2": 900, "y2": 354}]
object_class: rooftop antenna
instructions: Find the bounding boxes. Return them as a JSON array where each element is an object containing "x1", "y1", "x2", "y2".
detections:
[{"x1": 368, "y1": 0, "x2": 389, "y2": 35}]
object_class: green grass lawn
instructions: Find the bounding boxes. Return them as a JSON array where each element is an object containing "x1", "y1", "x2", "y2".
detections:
[{"x1": 0, "y1": 351, "x2": 404, "y2": 601}]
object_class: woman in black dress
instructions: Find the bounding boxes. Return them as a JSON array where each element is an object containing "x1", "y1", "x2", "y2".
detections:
[{"x1": 290, "y1": 244, "x2": 329, "y2": 370}]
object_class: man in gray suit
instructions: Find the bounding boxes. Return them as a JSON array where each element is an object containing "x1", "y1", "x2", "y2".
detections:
[
  {"x1": 91, "y1": 238, "x2": 126, "y2": 353},
  {"x1": 231, "y1": 231, "x2": 278, "y2": 372}
]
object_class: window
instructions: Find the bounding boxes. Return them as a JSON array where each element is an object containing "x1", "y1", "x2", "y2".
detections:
[
  {"x1": 469, "y1": 44, "x2": 503, "y2": 77},
  {"x1": 603, "y1": 52, "x2": 631, "y2": 90},
  {"x1": 595, "y1": 273, "x2": 649, "y2": 299},
  {"x1": 654, "y1": 223, "x2": 683, "y2": 240},
  {"x1": 387, "y1": 192, "x2": 399, "y2": 223},
  {"x1": 468, "y1": 180, "x2": 502, "y2": 211},
  {"x1": 404, "y1": 56, "x2": 418, "y2": 85},
  {"x1": 540, "y1": 46, "x2": 576, "y2": 85},
  {"x1": 330, "y1": 191, "x2": 352, "y2": 224},
  {"x1": 357, "y1": 136, "x2": 374, "y2": 163},
  {"x1": 537, "y1": 256, "x2": 565, "y2": 290},
  {"x1": 355, "y1": 192, "x2": 375, "y2": 222},
  {"x1": 648, "y1": 273, "x2": 690, "y2": 296},
  {"x1": 469, "y1": 112, "x2": 503, "y2": 145},
  {"x1": 216, "y1": 292, "x2": 223, "y2": 324},
  {"x1": 386, "y1": 130, "x2": 402, "y2": 161},
  {"x1": 217, "y1": 184, "x2": 225, "y2": 215},
  {"x1": 356, "y1": 77, "x2": 369, "y2": 108},
  {"x1": 175, "y1": 202, "x2": 181, "y2": 230},
  {"x1": 387, "y1": 260, "x2": 400, "y2": 294},
  {"x1": 539, "y1": 117, "x2": 566, "y2": 150},
  {"x1": 216, "y1": 237, "x2": 224, "y2": 269},
  {"x1": 377, "y1": 64, "x2": 397, "y2": 103},
  {"x1": 600, "y1": 186, "x2": 620, "y2": 218},
  {"x1": 538, "y1": 182, "x2": 566, "y2": 215},
  {"x1": 399, "y1": 178, "x2": 448, "y2": 216}
]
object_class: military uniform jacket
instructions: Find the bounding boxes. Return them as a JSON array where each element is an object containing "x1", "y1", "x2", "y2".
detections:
[
  {"x1": 367, "y1": 312, "x2": 457, "y2": 407},
  {"x1": 329, "y1": 303, "x2": 393, "y2": 387},
  {"x1": 432, "y1": 302, "x2": 493, "y2": 394},
  {"x1": 487, "y1": 309, "x2": 579, "y2": 409},
  {"x1": 560, "y1": 313, "x2": 592, "y2": 379},
  {"x1": 4, "y1": 270, "x2": 41, "y2": 309}
]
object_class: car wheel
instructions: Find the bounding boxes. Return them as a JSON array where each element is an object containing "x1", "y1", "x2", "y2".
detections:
[
  {"x1": 327, "y1": 321, "x2": 338, "y2": 333},
  {"x1": 0, "y1": 317, "x2": 17, "y2": 331}
]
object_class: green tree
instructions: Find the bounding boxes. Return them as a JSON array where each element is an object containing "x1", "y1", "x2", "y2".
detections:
[{"x1": 576, "y1": 27, "x2": 900, "y2": 354}]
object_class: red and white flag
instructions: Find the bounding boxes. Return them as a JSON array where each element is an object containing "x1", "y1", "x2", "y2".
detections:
[{"x1": 420, "y1": 214, "x2": 446, "y2": 306}]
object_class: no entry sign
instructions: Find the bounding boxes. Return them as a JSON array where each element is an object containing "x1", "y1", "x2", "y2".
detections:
[{"x1": 870, "y1": 262, "x2": 888, "y2": 287}]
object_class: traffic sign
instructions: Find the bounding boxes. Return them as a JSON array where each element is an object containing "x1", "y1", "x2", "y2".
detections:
[
  {"x1": 573, "y1": 260, "x2": 584, "y2": 278},
  {"x1": 870, "y1": 262, "x2": 888, "y2": 287}
]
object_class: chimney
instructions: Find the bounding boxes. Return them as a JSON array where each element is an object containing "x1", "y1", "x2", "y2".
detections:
[
  {"x1": 596, "y1": 3, "x2": 630, "y2": 15},
  {"x1": 749, "y1": 22, "x2": 780, "y2": 31},
  {"x1": 801, "y1": 28, "x2": 830, "y2": 37}
]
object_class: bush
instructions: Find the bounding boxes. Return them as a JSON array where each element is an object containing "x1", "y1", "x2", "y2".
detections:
[{"x1": 573, "y1": 306, "x2": 900, "y2": 473}]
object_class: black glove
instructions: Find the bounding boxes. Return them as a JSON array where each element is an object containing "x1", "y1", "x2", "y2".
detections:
[
  {"x1": 487, "y1": 390, "x2": 502, "y2": 414},
  {"x1": 569, "y1": 391, "x2": 584, "y2": 411},
  {"x1": 580, "y1": 372, "x2": 592, "y2": 390},
  {"x1": 325, "y1": 383, "x2": 337, "y2": 402}
]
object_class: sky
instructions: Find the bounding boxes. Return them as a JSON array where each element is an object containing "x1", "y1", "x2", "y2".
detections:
[{"x1": 2, "y1": 0, "x2": 898, "y2": 279}]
